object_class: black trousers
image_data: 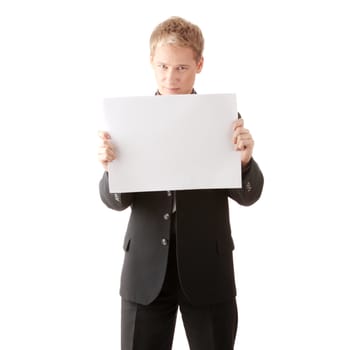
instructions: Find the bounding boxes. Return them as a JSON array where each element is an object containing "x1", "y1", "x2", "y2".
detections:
[{"x1": 121, "y1": 217, "x2": 238, "y2": 350}]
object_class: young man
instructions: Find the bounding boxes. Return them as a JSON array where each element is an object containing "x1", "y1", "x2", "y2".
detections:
[{"x1": 98, "y1": 16, "x2": 264, "y2": 350}]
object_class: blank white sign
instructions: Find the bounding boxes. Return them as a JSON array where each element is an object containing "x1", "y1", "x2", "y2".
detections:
[{"x1": 103, "y1": 93, "x2": 241, "y2": 193}]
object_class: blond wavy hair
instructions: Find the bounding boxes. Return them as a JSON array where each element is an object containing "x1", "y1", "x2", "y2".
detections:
[{"x1": 150, "y1": 16, "x2": 204, "y2": 62}]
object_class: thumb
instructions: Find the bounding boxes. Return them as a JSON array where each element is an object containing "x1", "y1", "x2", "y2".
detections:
[{"x1": 98, "y1": 130, "x2": 111, "y2": 140}]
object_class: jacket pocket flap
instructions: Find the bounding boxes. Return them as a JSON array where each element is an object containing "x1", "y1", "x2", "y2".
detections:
[{"x1": 123, "y1": 238, "x2": 131, "y2": 252}]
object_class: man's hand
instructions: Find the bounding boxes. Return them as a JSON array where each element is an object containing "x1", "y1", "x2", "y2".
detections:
[
  {"x1": 232, "y1": 118, "x2": 254, "y2": 167},
  {"x1": 98, "y1": 131, "x2": 117, "y2": 171}
]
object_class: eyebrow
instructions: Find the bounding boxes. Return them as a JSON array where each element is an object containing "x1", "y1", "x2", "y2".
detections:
[{"x1": 156, "y1": 61, "x2": 191, "y2": 67}]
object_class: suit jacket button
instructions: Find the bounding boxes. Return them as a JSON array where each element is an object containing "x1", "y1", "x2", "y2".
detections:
[
  {"x1": 161, "y1": 238, "x2": 168, "y2": 246},
  {"x1": 163, "y1": 213, "x2": 170, "y2": 220}
]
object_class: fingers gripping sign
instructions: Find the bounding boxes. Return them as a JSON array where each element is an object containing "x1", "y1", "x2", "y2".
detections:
[
  {"x1": 97, "y1": 131, "x2": 117, "y2": 171},
  {"x1": 232, "y1": 118, "x2": 254, "y2": 167}
]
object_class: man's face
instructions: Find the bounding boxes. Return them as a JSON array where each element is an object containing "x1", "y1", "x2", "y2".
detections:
[{"x1": 151, "y1": 44, "x2": 203, "y2": 95}]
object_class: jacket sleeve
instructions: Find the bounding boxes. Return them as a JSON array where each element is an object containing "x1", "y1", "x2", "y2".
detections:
[
  {"x1": 99, "y1": 171, "x2": 134, "y2": 211},
  {"x1": 227, "y1": 158, "x2": 264, "y2": 206}
]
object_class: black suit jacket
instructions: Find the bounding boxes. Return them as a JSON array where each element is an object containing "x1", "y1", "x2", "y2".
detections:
[{"x1": 99, "y1": 158, "x2": 264, "y2": 306}]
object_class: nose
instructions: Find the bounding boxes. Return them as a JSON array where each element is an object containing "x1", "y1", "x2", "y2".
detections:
[{"x1": 164, "y1": 68, "x2": 179, "y2": 83}]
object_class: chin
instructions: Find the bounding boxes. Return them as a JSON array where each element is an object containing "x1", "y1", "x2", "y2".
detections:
[{"x1": 161, "y1": 88, "x2": 182, "y2": 95}]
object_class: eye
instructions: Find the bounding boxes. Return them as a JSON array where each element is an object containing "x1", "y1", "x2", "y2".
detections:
[
  {"x1": 177, "y1": 66, "x2": 187, "y2": 71},
  {"x1": 158, "y1": 64, "x2": 167, "y2": 70}
]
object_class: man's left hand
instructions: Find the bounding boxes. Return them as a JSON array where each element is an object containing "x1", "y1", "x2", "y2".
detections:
[{"x1": 232, "y1": 118, "x2": 254, "y2": 167}]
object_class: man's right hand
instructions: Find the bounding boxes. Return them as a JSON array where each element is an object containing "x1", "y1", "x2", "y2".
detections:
[{"x1": 98, "y1": 131, "x2": 117, "y2": 171}]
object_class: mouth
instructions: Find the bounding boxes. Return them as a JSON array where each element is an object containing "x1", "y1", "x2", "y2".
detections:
[{"x1": 162, "y1": 87, "x2": 181, "y2": 94}]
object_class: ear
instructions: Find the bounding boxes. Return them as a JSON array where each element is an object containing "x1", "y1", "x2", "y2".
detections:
[{"x1": 196, "y1": 56, "x2": 204, "y2": 73}]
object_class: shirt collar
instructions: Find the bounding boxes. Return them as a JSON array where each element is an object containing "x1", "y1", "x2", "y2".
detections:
[{"x1": 155, "y1": 89, "x2": 197, "y2": 95}]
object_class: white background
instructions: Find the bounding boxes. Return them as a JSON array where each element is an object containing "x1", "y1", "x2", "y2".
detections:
[{"x1": 0, "y1": 0, "x2": 349, "y2": 349}]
